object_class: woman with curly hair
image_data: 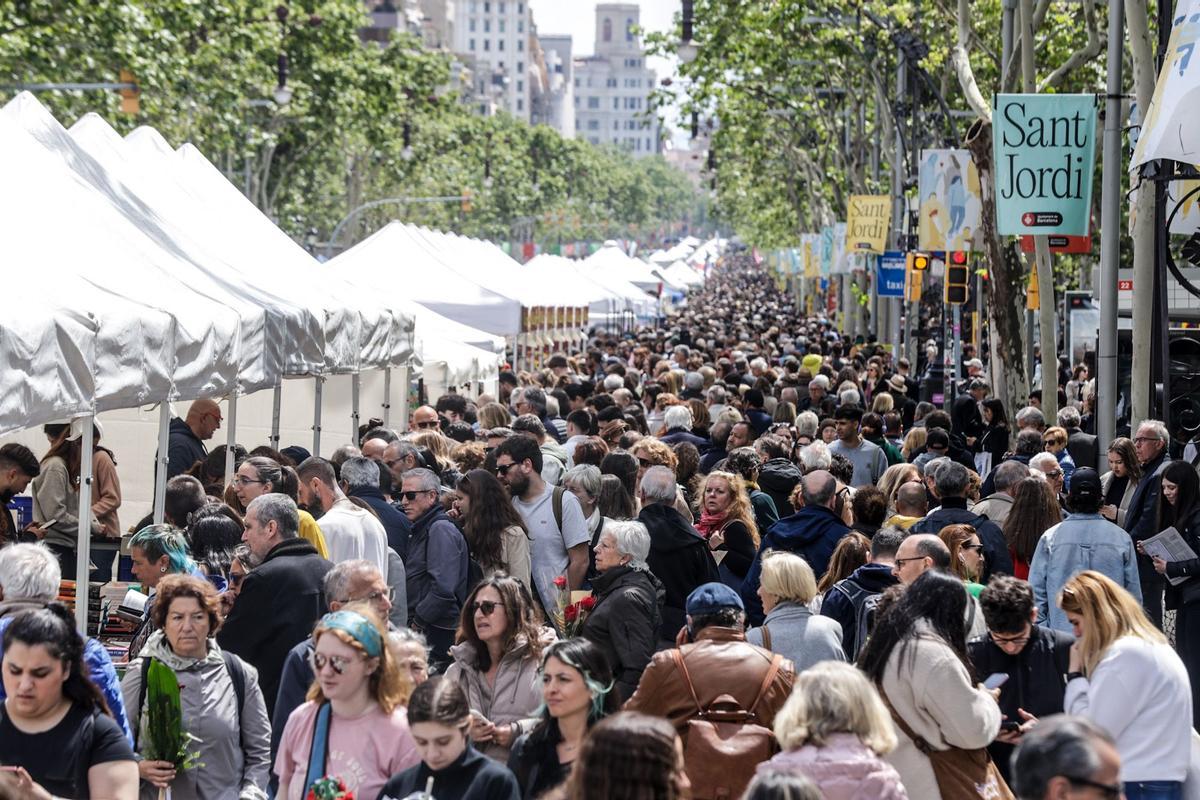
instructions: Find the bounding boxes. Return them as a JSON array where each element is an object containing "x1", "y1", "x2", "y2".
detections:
[
  {"x1": 694, "y1": 471, "x2": 760, "y2": 585},
  {"x1": 454, "y1": 469, "x2": 532, "y2": 590},
  {"x1": 1002, "y1": 477, "x2": 1062, "y2": 580},
  {"x1": 412, "y1": 429, "x2": 462, "y2": 488},
  {"x1": 630, "y1": 438, "x2": 692, "y2": 522},
  {"x1": 568, "y1": 712, "x2": 689, "y2": 800}
]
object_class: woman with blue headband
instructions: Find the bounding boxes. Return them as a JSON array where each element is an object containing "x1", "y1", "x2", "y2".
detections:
[
  {"x1": 506, "y1": 639, "x2": 619, "y2": 800},
  {"x1": 274, "y1": 606, "x2": 419, "y2": 800}
]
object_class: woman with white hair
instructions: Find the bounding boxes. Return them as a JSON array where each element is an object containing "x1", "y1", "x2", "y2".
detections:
[
  {"x1": 563, "y1": 464, "x2": 608, "y2": 581},
  {"x1": 580, "y1": 520, "x2": 663, "y2": 701}
]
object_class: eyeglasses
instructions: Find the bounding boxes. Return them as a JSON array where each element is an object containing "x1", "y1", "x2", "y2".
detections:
[
  {"x1": 1133, "y1": 436, "x2": 1159, "y2": 445},
  {"x1": 471, "y1": 600, "x2": 501, "y2": 616},
  {"x1": 962, "y1": 542, "x2": 985, "y2": 551},
  {"x1": 400, "y1": 489, "x2": 435, "y2": 501},
  {"x1": 893, "y1": 556, "x2": 929, "y2": 567},
  {"x1": 414, "y1": 420, "x2": 440, "y2": 429},
  {"x1": 494, "y1": 462, "x2": 519, "y2": 476},
  {"x1": 348, "y1": 587, "x2": 396, "y2": 604},
  {"x1": 309, "y1": 651, "x2": 359, "y2": 675},
  {"x1": 1045, "y1": 469, "x2": 1064, "y2": 479},
  {"x1": 232, "y1": 476, "x2": 266, "y2": 488},
  {"x1": 1064, "y1": 775, "x2": 1122, "y2": 799},
  {"x1": 990, "y1": 630, "x2": 1031, "y2": 647}
]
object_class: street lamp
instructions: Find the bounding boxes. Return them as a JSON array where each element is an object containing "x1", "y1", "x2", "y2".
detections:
[{"x1": 678, "y1": 0, "x2": 699, "y2": 63}]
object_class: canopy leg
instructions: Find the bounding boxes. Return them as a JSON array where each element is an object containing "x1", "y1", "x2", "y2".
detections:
[
  {"x1": 312, "y1": 377, "x2": 324, "y2": 457},
  {"x1": 270, "y1": 382, "x2": 282, "y2": 450},
  {"x1": 397, "y1": 365, "x2": 411, "y2": 432},
  {"x1": 75, "y1": 414, "x2": 94, "y2": 634},
  {"x1": 224, "y1": 394, "x2": 238, "y2": 486},
  {"x1": 351, "y1": 373, "x2": 361, "y2": 446},
  {"x1": 382, "y1": 368, "x2": 392, "y2": 430},
  {"x1": 152, "y1": 403, "x2": 170, "y2": 525}
]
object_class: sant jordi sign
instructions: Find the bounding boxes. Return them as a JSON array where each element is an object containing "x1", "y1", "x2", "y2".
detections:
[
  {"x1": 846, "y1": 195, "x2": 891, "y2": 254},
  {"x1": 993, "y1": 94, "x2": 1098, "y2": 236}
]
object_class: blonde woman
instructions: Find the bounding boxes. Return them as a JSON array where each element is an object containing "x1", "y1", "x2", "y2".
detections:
[
  {"x1": 900, "y1": 428, "x2": 926, "y2": 463},
  {"x1": 411, "y1": 429, "x2": 461, "y2": 487},
  {"x1": 477, "y1": 402, "x2": 512, "y2": 432},
  {"x1": 937, "y1": 524, "x2": 985, "y2": 598},
  {"x1": 877, "y1": 464, "x2": 920, "y2": 515},
  {"x1": 694, "y1": 471, "x2": 760, "y2": 584},
  {"x1": 760, "y1": 661, "x2": 907, "y2": 799},
  {"x1": 1059, "y1": 571, "x2": 1192, "y2": 798},
  {"x1": 745, "y1": 551, "x2": 845, "y2": 672},
  {"x1": 274, "y1": 606, "x2": 418, "y2": 800}
]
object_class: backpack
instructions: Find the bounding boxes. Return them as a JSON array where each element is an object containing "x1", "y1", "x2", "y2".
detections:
[
  {"x1": 830, "y1": 577, "x2": 884, "y2": 660},
  {"x1": 671, "y1": 649, "x2": 784, "y2": 800},
  {"x1": 135, "y1": 651, "x2": 246, "y2": 750}
]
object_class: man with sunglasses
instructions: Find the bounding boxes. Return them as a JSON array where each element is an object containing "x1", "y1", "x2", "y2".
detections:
[
  {"x1": 969, "y1": 576, "x2": 1074, "y2": 784},
  {"x1": 1011, "y1": 715, "x2": 1122, "y2": 800},
  {"x1": 410, "y1": 405, "x2": 442, "y2": 431}
]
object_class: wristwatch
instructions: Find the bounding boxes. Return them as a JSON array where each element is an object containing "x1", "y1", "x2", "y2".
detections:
[{"x1": 1067, "y1": 671, "x2": 1086, "y2": 682}]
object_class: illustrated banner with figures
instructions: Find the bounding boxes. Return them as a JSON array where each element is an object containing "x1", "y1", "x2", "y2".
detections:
[
  {"x1": 993, "y1": 94, "x2": 1097, "y2": 236},
  {"x1": 918, "y1": 149, "x2": 985, "y2": 252},
  {"x1": 1131, "y1": 0, "x2": 1200, "y2": 169}
]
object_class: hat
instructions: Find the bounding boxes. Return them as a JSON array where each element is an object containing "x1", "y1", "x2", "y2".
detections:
[
  {"x1": 281, "y1": 445, "x2": 311, "y2": 465},
  {"x1": 966, "y1": 358, "x2": 984, "y2": 371},
  {"x1": 1069, "y1": 467, "x2": 1102, "y2": 501},
  {"x1": 887, "y1": 374, "x2": 908, "y2": 394},
  {"x1": 686, "y1": 582, "x2": 745, "y2": 616}
]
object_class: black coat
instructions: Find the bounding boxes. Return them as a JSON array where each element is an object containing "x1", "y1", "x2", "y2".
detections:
[
  {"x1": 638, "y1": 503, "x2": 720, "y2": 641},
  {"x1": 910, "y1": 497, "x2": 1013, "y2": 581},
  {"x1": 380, "y1": 744, "x2": 520, "y2": 800},
  {"x1": 216, "y1": 537, "x2": 332, "y2": 717},
  {"x1": 163, "y1": 417, "x2": 207, "y2": 480},
  {"x1": 968, "y1": 625, "x2": 1074, "y2": 783},
  {"x1": 508, "y1": 726, "x2": 569, "y2": 800},
  {"x1": 1066, "y1": 427, "x2": 1099, "y2": 471},
  {"x1": 1125, "y1": 451, "x2": 1169, "y2": 542},
  {"x1": 951, "y1": 393, "x2": 985, "y2": 443},
  {"x1": 759, "y1": 458, "x2": 803, "y2": 517},
  {"x1": 348, "y1": 484, "x2": 412, "y2": 559},
  {"x1": 581, "y1": 565, "x2": 663, "y2": 701}
]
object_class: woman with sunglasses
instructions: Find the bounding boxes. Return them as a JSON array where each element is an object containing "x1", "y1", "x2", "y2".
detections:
[
  {"x1": 1059, "y1": 571, "x2": 1192, "y2": 800},
  {"x1": 444, "y1": 576, "x2": 553, "y2": 761},
  {"x1": 275, "y1": 606, "x2": 418, "y2": 800},
  {"x1": 233, "y1": 456, "x2": 329, "y2": 558},
  {"x1": 121, "y1": 574, "x2": 271, "y2": 799},
  {"x1": 507, "y1": 638, "x2": 620, "y2": 800},
  {"x1": 454, "y1": 470, "x2": 532, "y2": 591},
  {"x1": 379, "y1": 677, "x2": 522, "y2": 799},
  {"x1": 937, "y1": 524, "x2": 986, "y2": 598}
]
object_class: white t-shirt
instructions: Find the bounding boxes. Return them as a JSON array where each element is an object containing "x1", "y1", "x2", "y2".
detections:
[
  {"x1": 513, "y1": 484, "x2": 589, "y2": 613},
  {"x1": 317, "y1": 497, "x2": 389, "y2": 575}
]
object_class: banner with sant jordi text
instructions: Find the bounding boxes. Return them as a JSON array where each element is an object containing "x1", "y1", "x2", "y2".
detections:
[
  {"x1": 846, "y1": 195, "x2": 891, "y2": 253},
  {"x1": 993, "y1": 94, "x2": 1097, "y2": 236}
]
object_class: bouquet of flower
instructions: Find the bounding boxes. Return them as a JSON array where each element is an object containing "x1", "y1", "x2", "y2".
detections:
[
  {"x1": 306, "y1": 776, "x2": 354, "y2": 800},
  {"x1": 551, "y1": 574, "x2": 595, "y2": 637}
]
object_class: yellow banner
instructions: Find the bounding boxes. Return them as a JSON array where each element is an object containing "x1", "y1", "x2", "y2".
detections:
[{"x1": 846, "y1": 195, "x2": 892, "y2": 254}]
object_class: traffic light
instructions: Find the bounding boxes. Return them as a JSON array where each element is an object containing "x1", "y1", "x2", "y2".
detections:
[
  {"x1": 907, "y1": 252, "x2": 930, "y2": 272},
  {"x1": 118, "y1": 69, "x2": 139, "y2": 115},
  {"x1": 461, "y1": 188, "x2": 473, "y2": 213},
  {"x1": 945, "y1": 250, "x2": 970, "y2": 305}
]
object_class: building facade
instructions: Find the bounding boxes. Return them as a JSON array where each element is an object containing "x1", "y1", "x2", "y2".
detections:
[
  {"x1": 450, "y1": 0, "x2": 534, "y2": 120},
  {"x1": 572, "y1": 3, "x2": 660, "y2": 156},
  {"x1": 532, "y1": 33, "x2": 574, "y2": 137}
]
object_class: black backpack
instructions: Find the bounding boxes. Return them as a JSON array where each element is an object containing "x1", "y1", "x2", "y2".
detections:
[{"x1": 830, "y1": 577, "x2": 884, "y2": 660}]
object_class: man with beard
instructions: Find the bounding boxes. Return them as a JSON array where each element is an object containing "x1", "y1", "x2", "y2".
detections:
[
  {"x1": 0, "y1": 444, "x2": 39, "y2": 546},
  {"x1": 493, "y1": 433, "x2": 589, "y2": 616},
  {"x1": 296, "y1": 457, "x2": 388, "y2": 575},
  {"x1": 399, "y1": 467, "x2": 468, "y2": 670}
]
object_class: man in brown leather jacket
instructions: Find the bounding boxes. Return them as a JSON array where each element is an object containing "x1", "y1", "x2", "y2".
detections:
[{"x1": 624, "y1": 582, "x2": 795, "y2": 734}]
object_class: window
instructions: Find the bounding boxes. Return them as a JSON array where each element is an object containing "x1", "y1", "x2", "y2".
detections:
[
  {"x1": 484, "y1": 1, "x2": 490, "y2": 11},
  {"x1": 612, "y1": 97, "x2": 618, "y2": 109},
  {"x1": 613, "y1": 120, "x2": 619, "y2": 130},
  {"x1": 588, "y1": 96, "x2": 600, "y2": 109},
  {"x1": 517, "y1": 38, "x2": 523, "y2": 51},
  {"x1": 518, "y1": 2, "x2": 524, "y2": 12},
  {"x1": 498, "y1": 19, "x2": 505, "y2": 32},
  {"x1": 469, "y1": 18, "x2": 476, "y2": 32},
  {"x1": 518, "y1": 20, "x2": 524, "y2": 32},
  {"x1": 470, "y1": 1, "x2": 477, "y2": 11},
  {"x1": 587, "y1": 119, "x2": 599, "y2": 130},
  {"x1": 500, "y1": 1, "x2": 506, "y2": 12},
  {"x1": 499, "y1": 38, "x2": 505, "y2": 50},
  {"x1": 483, "y1": 38, "x2": 490, "y2": 50},
  {"x1": 469, "y1": 38, "x2": 475, "y2": 50},
  {"x1": 607, "y1": 77, "x2": 617, "y2": 88},
  {"x1": 517, "y1": 98, "x2": 523, "y2": 110},
  {"x1": 483, "y1": 18, "x2": 490, "y2": 32},
  {"x1": 626, "y1": 18, "x2": 634, "y2": 42},
  {"x1": 517, "y1": 79, "x2": 523, "y2": 91},
  {"x1": 574, "y1": 96, "x2": 579, "y2": 106},
  {"x1": 646, "y1": 137, "x2": 652, "y2": 150},
  {"x1": 574, "y1": 78, "x2": 580, "y2": 87},
  {"x1": 602, "y1": 18, "x2": 612, "y2": 42},
  {"x1": 518, "y1": 61, "x2": 524, "y2": 72}
]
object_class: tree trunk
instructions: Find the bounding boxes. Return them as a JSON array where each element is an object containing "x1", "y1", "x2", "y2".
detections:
[
  {"x1": 966, "y1": 120, "x2": 1030, "y2": 418},
  {"x1": 1127, "y1": 0, "x2": 1157, "y2": 425}
]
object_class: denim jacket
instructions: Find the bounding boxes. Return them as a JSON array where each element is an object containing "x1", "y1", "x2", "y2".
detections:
[{"x1": 1029, "y1": 512, "x2": 1142, "y2": 632}]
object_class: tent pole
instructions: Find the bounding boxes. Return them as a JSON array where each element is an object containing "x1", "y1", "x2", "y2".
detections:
[
  {"x1": 397, "y1": 365, "x2": 411, "y2": 432},
  {"x1": 270, "y1": 381, "x2": 282, "y2": 449},
  {"x1": 351, "y1": 373, "x2": 361, "y2": 446},
  {"x1": 312, "y1": 377, "x2": 323, "y2": 457},
  {"x1": 224, "y1": 394, "x2": 238, "y2": 486},
  {"x1": 75, "y1": 413, "x2": 94, "y2": 634},
  {"x1": 152, "y1": 403, "x2": 170, "y2": 525},
  {"x1": 382, "y1": 368, "x2": 393, "y2": 430}
]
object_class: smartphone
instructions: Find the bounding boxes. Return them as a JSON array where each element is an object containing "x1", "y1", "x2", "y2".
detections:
[
  {"x1": 1000, "y1": 720, "x2": 1021, "y2": 732},
  {"x1": 983, "y1": 672, "x2": 1009, "y2": 690}
]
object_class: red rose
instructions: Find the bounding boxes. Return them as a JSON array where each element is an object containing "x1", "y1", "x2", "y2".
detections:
[
  {"x1": 564, "y1": 603, "x2": 579, "y2": 622},
  {"x1": 553, "y1": 575, "x2": 568, "y2": 589},
  {"x1": 580, "y1": 596, "x2": 596, "y2": 611}
]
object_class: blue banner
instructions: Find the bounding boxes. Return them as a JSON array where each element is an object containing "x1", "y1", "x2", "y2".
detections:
[{"x1": 876, "y1": 251, "x2": 906, "y2": 298}]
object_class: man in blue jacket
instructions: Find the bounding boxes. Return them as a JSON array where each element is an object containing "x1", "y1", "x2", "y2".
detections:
[{"x1": 740, "y1": 470, "x2": 849, "y2": 625}]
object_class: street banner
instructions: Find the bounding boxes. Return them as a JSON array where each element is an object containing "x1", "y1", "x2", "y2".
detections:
[
  {"x1": 846, "y1": 195, "x2": 891, "y2": 253},
  {"x1": 876, "y1": 251, "x2": 906, "y2": 297},
  {"x1": 918, "y1": 149, "x2": 985, "y2": 252},
  {"x1": 803, "y1": 234, "x2": 819, "y2": 278},
  {"x1": 1170, "y1": 171, "x2": 1200, "y2": 234},
  {"x1": 993, "y1": 94, "x2": 1098, "y2": 236},
  {"x1": 831, "y1": 222, "x2": 849, "y2": 273},
  {"x1": 820, "y1": 226, "x2": 834, "y2": 276},
  {"x1": 1131, "y1": 0, "x2": 1200, "y2": 168}
]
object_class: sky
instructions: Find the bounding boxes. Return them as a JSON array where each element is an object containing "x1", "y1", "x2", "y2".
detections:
[{"x1": 527, "y1": 0, "x2": 687, "y2": 144}]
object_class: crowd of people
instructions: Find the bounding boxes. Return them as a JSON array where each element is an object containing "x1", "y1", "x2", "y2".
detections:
[{"x1": 0, "y1": 253, "x2": 1196, "y2": 799}]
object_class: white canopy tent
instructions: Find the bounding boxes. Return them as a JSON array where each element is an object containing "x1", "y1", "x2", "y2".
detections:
[{"x1": 582, "y1": 246, "x2": 664, "y2": 293}]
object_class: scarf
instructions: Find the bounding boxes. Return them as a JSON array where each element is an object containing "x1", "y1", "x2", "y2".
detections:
[{"x1": 694, "y1": 509, "x2": 728, "y2": 540}]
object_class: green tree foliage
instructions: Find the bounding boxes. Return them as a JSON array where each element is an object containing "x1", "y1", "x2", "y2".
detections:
[{"x1": 0, "y1": 0, "x2": 701, "y2": 248}]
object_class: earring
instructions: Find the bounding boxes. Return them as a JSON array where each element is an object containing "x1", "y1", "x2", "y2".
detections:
[{"x1": 160, "y1": 566, "x2": 167, "y2": 573}]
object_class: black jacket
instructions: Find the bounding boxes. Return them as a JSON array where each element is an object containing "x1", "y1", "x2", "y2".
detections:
[
  {"x1": 508, "y1": 725, "x2": 569, "y2": 800},
  {"x1": 659, "y1": 427, "x2": 710, "y2": 451},
  {"x1": 638, "y1": 502, "x2": 720, "y2": 641},
  {"x1": 968, "y1": 625, "x2": 1074, "y2": 783},
  {"x1": 216, "y1": 538, "x2": 332, "y2": 717},
  {"x1": 581, "y1": 565, "x2": 663, "y2": 701},
  {"x1": 698, "y1": 446, "x2": 727, "y2": 475},
  {"x1": 910, "y1": 497, "x2": 1013, "y2": 581},
  {"x1": 951, "y1": 393, "x2": 984, "y2": 443},
  {"x1": 981, "y1": 453, "x2": 1033, "y2": 496},
  {"x1": 819, "y1": 562, "x2": 898, "y2": 659},
  {"x1": 348, "y1": 484, "x2": 412, "y2": 559},
  {"x1": 164, "y1": 417, "x2": 207, "y2": 480},
  {"x1": 1066, "y1": 427, "x2": 1098, "y2": 471},
  {"x1": 759, "y1": 458, "x2": 803, "y2": 517},
  {"x1": 979, "y1": 425, "x2": 1011, "y2": 470},
  {"x1": 1125, "y1": 451, "x2": 1169, "y2": 542},
  {"x1": 380, "y1": 743, "x2": 520, "y2": 800}
]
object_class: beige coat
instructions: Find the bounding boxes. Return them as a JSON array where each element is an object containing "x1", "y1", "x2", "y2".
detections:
[
  {"x1": 499, "y1": 524, "x2": 533, "y2": 591},
  {"x1": 879, "y1": 622, "x2": 1001, "y2": 800},
  {"x1": 92, "y1": 449, "x2": 122, "y2": 539}
]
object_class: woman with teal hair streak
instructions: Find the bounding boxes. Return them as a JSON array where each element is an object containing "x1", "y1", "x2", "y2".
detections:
[
  {"x1": 128, "y1": 524, "x2": 199, "y2": 659},
  {"x1": 506, "y1": 638, "x2": 620, "y2": 799}
]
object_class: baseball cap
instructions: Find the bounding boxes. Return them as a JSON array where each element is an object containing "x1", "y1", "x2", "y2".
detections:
[
  {"x1": 1069, "y1": 467, "x2": 1102, "y2": 502},
  {"x1": 685, "y1": 582, "x2": 745, "y2": 617}
]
